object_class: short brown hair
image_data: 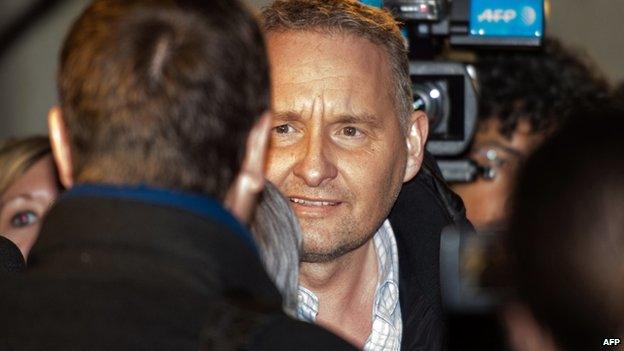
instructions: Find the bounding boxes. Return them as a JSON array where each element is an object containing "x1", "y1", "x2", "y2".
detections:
[
  {"x1": 262, "y1": 0, "x2": 412, "y2": 129},
  {"x1": 59, "y1": 0, "x2": 269, "y2": 199}
]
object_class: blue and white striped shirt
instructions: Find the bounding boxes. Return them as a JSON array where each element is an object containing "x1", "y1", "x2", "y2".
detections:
[{"x1": 297, "y1": 219, "x2": 402, "y2": 350}]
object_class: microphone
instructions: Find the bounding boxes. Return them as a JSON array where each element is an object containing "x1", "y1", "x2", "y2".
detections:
[{"x1": 0, "y1": 236, "x2": 26, "y2": 273}]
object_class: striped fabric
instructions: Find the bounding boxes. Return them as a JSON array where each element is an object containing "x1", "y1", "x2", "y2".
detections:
[{"x1": 296, "y1": 219, "x2": 402, "y2": 350}]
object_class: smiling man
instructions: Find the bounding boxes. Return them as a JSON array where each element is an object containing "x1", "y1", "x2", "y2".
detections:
[
  {"x1": 261, "y1": 1, "x2": 463, "y2": 350},
  {"x1": 267, "y1": 31, "x2": 417, "y2": 266}
]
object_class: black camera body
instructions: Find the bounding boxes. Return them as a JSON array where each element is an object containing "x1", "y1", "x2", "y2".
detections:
[
  {"x1": 410, "y1": 61, "x2": 477, "y2": 158},
  {"x1": 440, "y1": 224, "x2": 507, "y2": 313},
  {"x1": 363, "y1": 0, "x2": 545, "y2": 182},
  {"x1": 385, "y1": 0, "x2": 543, "y2": 47},
  {"x1": 360, "y1": 0, "x2": 545, "y2": 312}
]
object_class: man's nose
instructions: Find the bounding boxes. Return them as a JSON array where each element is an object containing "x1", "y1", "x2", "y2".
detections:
[{"x1": 293, "y1": 134, "x2": 338, "y2": 187}]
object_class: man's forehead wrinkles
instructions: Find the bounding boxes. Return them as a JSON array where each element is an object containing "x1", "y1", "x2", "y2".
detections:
[
  {"x1": 311, "y1": 93, "x2": 323, "y2": 119},
  {"x1": 278, "y1": 71, "x2": 362, "y2": 88},
  {"x1": 275, "y1": 78, "x2": 360, "y2": 103},
  {"x1": 275, "y1": 88, "x2": 385, "y2": 124},
  {"x1": 269, "y1": 31, "x2": 398, "y2": 129}
]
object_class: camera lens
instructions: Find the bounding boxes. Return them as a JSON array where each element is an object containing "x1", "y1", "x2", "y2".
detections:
[
  {"x1": 409, "y1": 62, "x2": 478, "y2": 157},
  {"x1": 412, "y1": 80, "x2": 450, "y2": 133}
]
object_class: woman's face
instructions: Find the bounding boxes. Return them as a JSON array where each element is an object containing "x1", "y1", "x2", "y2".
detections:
[{"x1": 0, "y1": 156, "x2": 59, "y2": 259}]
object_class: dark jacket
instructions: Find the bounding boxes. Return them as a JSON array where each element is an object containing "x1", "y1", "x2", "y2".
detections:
[
  {"x1": 389, "y1": 152, "x2": 471, "y2": 351},
  {"x1": 0, "y1": 184, "x2": 354, "y2": 351}
]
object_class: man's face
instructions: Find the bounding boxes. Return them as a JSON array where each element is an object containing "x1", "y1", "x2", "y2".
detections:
[
  {"x1": 451, "y1": 118, "x2": 546, "y2": 230},
  {"x1": 265, "y1": 31, "x2": 408, "y2": 263}
]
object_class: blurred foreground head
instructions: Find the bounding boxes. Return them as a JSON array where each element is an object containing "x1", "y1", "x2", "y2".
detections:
[
  {"x1": 0, "y1": 137, "x2": 59, "y2": 259},
  {"x1": 250, "y1": 181, "x2": 302, "y2": 317},
  {"x1": 52, "y1": 0, "x2": 269, "y2": 200},
  {"x1": 505, "y1": 106, "x2": 624, "y2": 351}
]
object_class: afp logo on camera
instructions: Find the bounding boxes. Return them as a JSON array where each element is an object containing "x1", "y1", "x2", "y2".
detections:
[
  {"x1": 469, "y1": 0, "x2": 543, "y2": 38},
  {"x1": 603, "y1": 338, "x2": 621, "y2": 346}
]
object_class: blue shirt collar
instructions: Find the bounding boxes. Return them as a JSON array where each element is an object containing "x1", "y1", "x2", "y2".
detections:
[{"x1": 62, "y1": 183, "x2": 257, "y2": 254}]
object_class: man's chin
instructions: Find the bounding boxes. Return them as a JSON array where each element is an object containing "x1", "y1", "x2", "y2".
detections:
[
  {"x1": 300, "y1": 237, "x2": 371, "y2": 264},
  {"x1": 300, "y1": 250, "x2": 348, "y2": 263}
]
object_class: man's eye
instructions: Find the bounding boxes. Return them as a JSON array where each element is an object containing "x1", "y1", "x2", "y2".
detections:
[
  {"x1": 10, "y1": 211, "x2": 38, "y2": 229},
  {"x1": 274, "y1": 124, "x2": 296, "y2": 134},
  {"x1": 341, "y1": 126, "x2": 362, "y2": 137}
]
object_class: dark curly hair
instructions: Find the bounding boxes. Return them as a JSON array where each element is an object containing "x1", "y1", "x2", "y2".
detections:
[{"x1": 476, "y1": 38, "x2": 610, "y2": 138}]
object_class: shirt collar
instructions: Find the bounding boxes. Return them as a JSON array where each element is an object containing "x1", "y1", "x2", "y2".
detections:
[
  {"x1": 63, "y1": 183, "x2": 257, "y2": 253},
  {"x1": 372, "y1": 219, "x2": 401, "y2": 323},
  {"x1": 297, "y1": 285, "x2": 319, "y2": 323}
]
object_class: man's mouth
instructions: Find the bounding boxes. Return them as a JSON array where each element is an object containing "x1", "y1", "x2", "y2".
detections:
[{"x1": 289, "y1": 197, "x2": 340, "y2": 207}]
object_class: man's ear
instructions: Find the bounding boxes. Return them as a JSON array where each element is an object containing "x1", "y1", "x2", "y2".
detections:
[
  {"x1": 403, "y1": 110, "x2": 429, "y2": 183},
  {"x1": 225, "y1": 112, "x2": 272, "y2": 224},
  {"x1": 48, "y1": 106, "x2": 74, "y2": 189}
]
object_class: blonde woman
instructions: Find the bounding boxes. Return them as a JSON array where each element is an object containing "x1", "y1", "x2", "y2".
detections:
[{"x1": 0, "y1": 136, "x2": 60, "y2": 260}]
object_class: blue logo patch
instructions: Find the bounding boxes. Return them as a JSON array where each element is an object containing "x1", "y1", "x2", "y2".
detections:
[
  {"x1": 360, "y1": 0, "x2": 384, "y2": 8},
  {"x1": 470, "y1": 0, "x2": 543, "y2": 38}
]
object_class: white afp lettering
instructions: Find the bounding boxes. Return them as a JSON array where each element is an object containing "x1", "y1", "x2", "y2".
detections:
[
  {"x1": 603, "y1": 338, "x2": 621, "y2": 346},
  {"x1": 477, "y1": 9, "x2": 517, "y2": 23}
]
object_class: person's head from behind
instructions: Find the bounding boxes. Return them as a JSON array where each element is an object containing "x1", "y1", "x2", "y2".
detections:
[
  {"x1": 505, "y1": 106, "x2": 624, "y2": 351},
  {"x1": 452, "y1": 38, "x2": 609, "y2": 230},
  {"x1": 261, "y1": 0, "x2": 428, "y2": 263},
  {"x1": 0, "y1": 137, "x2": 60, "y2": 259},
  {"x1": 250, "y1": 181, "x2": 302, "y2": 317},
  {"x1": 50, "y1": 0, "x2": 271, "y2": 211}
]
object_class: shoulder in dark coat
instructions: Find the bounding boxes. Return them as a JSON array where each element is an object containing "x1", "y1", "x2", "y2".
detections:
[
  {"x1": 390, "y1": 152, "x2": 471, "y2": 351},
  {"x1": 0, "y1": 195, "x2": 355, "y2": 351}
]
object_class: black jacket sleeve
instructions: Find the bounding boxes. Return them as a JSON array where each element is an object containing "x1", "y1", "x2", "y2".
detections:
[{"x1": 389, "y1": 151, "x2": 473, "y2": 351}]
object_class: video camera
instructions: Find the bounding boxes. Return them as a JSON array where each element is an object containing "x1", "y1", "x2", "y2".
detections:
[
  {"x1": 439, "y1": 225, "x2": 508, "y2": 313},
  {"x1": 362, "y1": 0, "x2": 545, "y2": 317},
  {"x1": 363, "y1": 0, "x2": 545, "y2": 182}
]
